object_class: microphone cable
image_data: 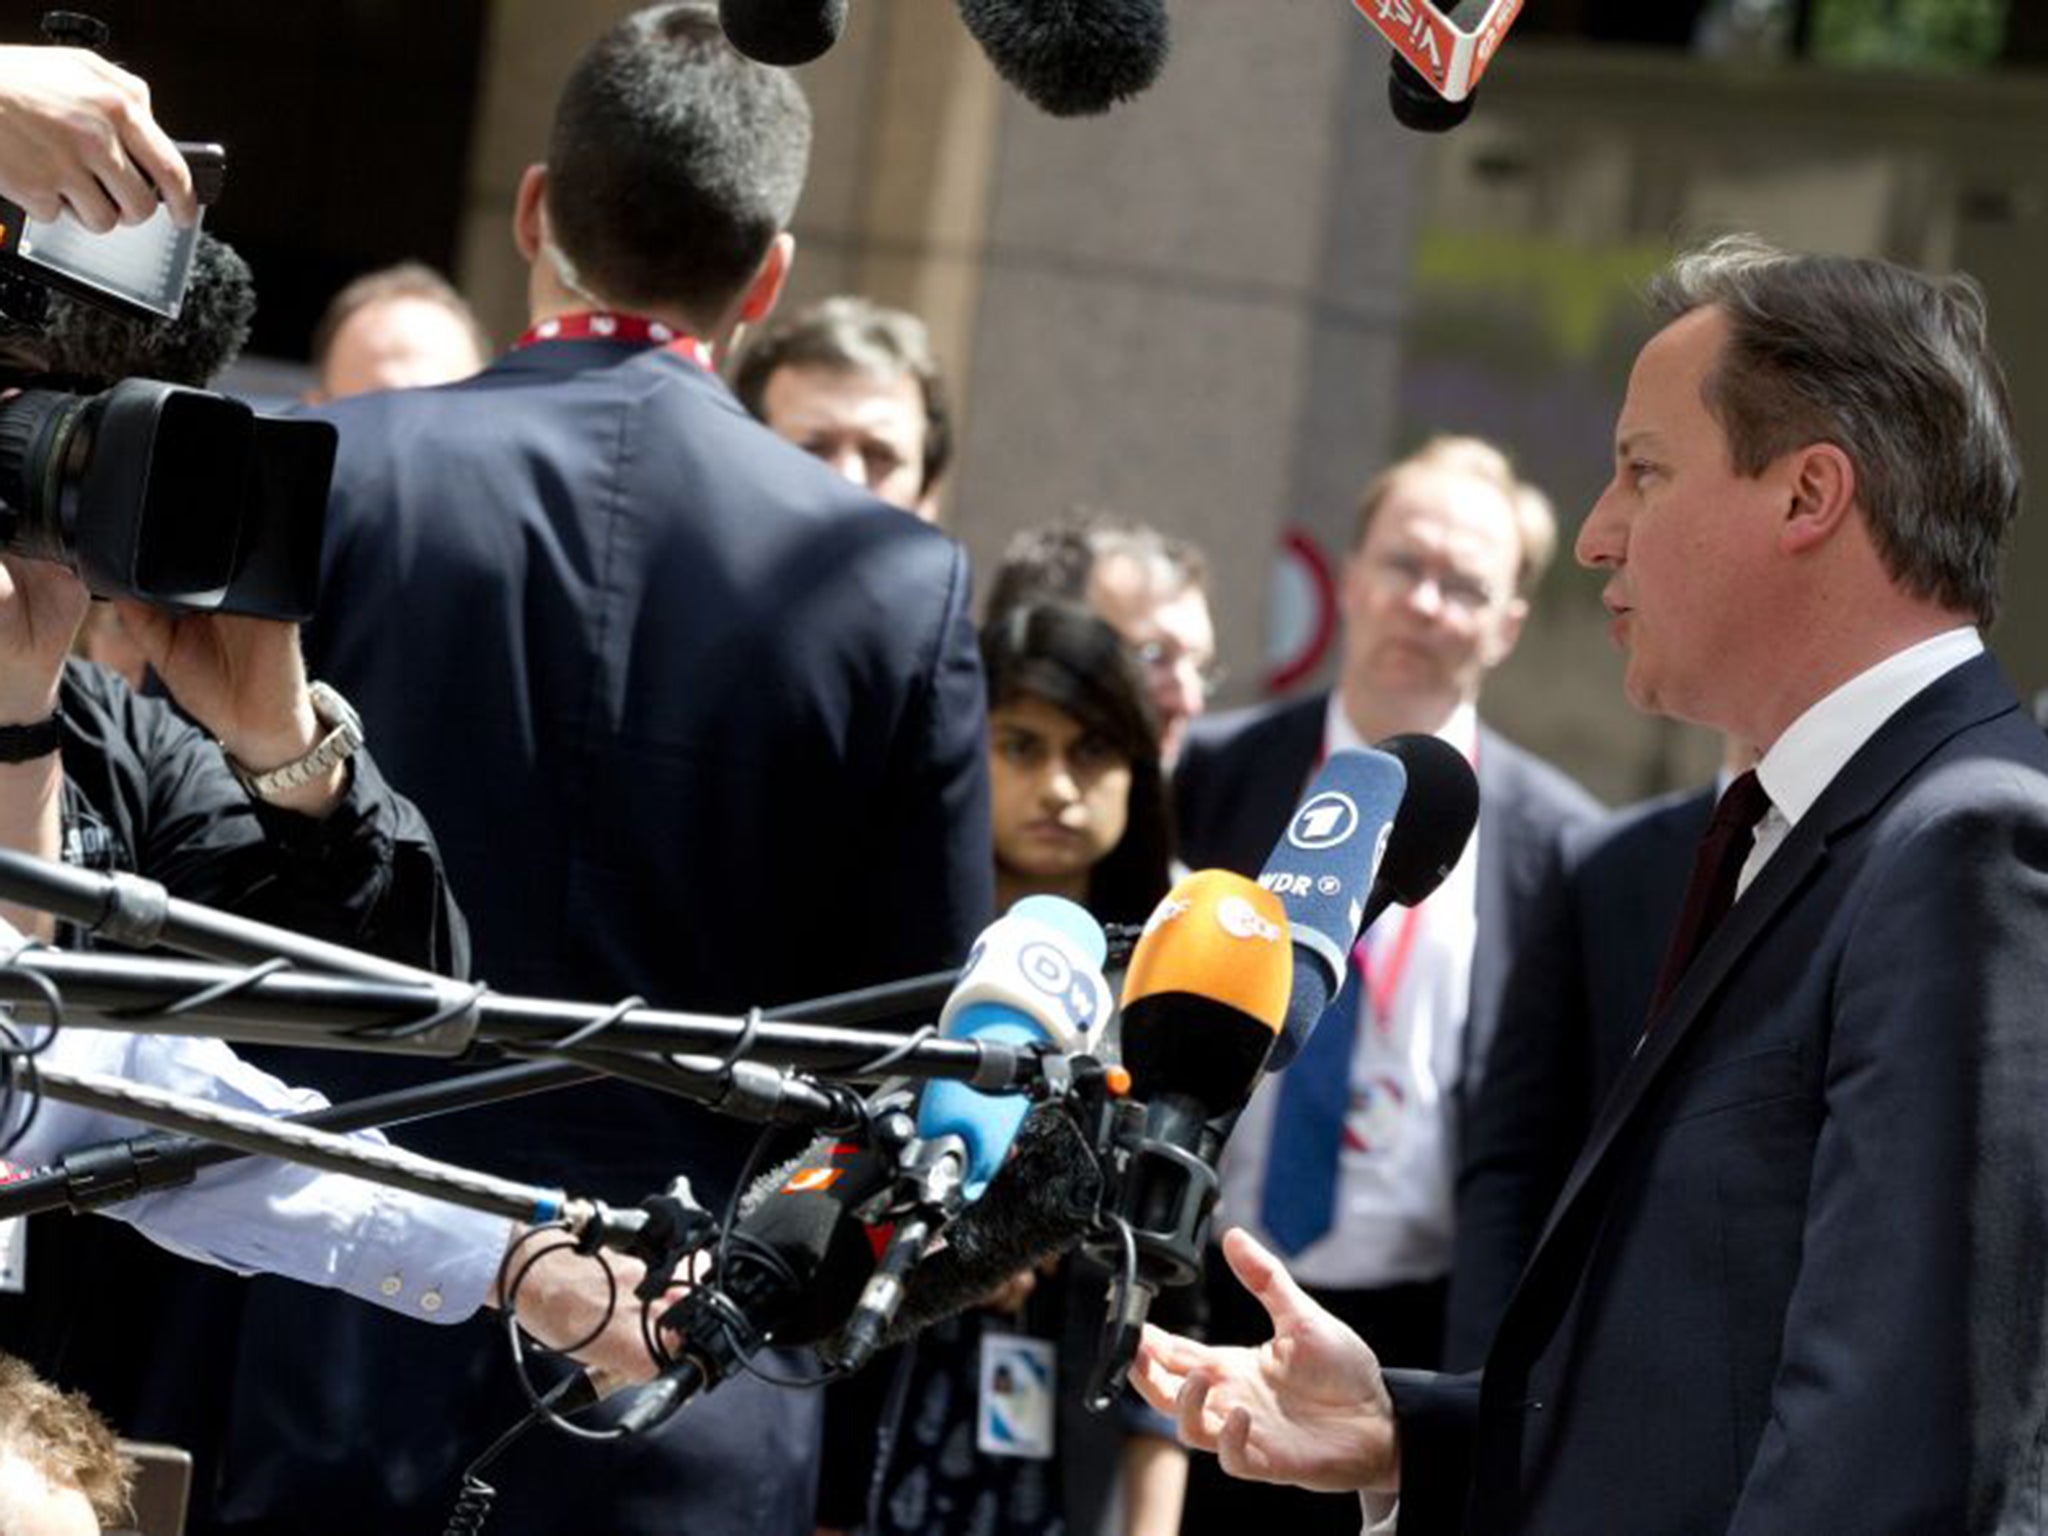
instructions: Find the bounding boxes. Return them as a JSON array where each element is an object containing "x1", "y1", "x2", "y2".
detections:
[
  {"x1": 0, "y1": 943, "x2": 64, "y2": 1160},
  {"x1": 440, "y1": 1362, "x2": 608, "y2": 1536}
]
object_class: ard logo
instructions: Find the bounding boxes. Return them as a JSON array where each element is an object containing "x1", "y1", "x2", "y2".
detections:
[{"x1": 1288, "y1": 791, "x2": 1359, "y2": 851}]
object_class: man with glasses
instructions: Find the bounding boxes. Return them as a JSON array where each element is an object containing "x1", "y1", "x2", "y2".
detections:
[
  {"x1": 1172, "y1": 436, "x2": 1599, "y2": 1536},
  {"x1": 986, "y1": 511, "x2": 1220, "y2": 762}
]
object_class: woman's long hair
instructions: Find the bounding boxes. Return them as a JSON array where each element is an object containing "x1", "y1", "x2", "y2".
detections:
[{"x1": 979, "y1": 601, "x2": 1173, "y2": 926}]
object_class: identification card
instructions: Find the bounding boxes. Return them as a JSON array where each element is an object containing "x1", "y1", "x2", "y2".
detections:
[
  {"x1": 976, "y1": 1329, "x2": 1056, "y2": 1460},
  {"x1": 0, "y1": 1160, "x2": 25, "y2": 1293},
  {"x1": 0, "y1": 1217, "x2": 23, "y2": 1293}
]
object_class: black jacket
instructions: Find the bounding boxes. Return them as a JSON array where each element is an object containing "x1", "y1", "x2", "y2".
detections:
[{"x1": 53, "y1": 656, "x2": 466, "y2": 972}]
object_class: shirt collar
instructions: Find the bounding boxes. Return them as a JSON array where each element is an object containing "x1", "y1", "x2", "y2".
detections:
[
  {"x1": 1324, "y1": 694, "x2": 1478, "y2": 762},
  {"x1": 1755, "y1": 626, "x2": 1983, "y2": 830}
]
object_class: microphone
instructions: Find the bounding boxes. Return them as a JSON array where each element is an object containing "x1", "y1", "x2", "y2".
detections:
[
  {"x1": 1349, "y1": 0, "x2": 1529, "y2": 132},
  {"x1": 618, "y1": 1106, "x2": 908, "y2": 1432},
  {"x1": 915, "y1": 895, "x2": 1108, "y2": 1200},
  {"x1": 955, "y1": 0, "x2": 1171, "y2": 117},
  {"x1": 628, "y1": 900, "x2": 1112, "y2": 1414},
  {"x1": 1083, "y1": 870, "x2": 1292, "y2": 1403},
  {"x1": 1255, "y1": 747, "x2": 1410, "y2": 1071},
  {"x1": 1372, "y1": 732, "x2": 1480, "y2": 920},
  {"x1": 878, "y1": 740, "x2": 1474, "y2": 1353},
  {"x1": 835, "y1": 897, "x2": 1109, "y2": 1368},
  {"x1": 882, "y1": 1096, "x2": 1104, "y2": 1345},
  {"x1": 717, "y1": 0, "x2": 849, "y2": 66},
  {"x1": 39, "y1": 232, "x2": 255, "y2": 387}
]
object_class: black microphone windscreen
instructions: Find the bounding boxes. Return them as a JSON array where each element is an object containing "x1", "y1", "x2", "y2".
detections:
[
  {"x1": 1387, "y1": 53, "x2": 1475, "y2": 133},
  {"x1": 1375, "y1": 733, "x2": 1480, "y2": 906},
  {"x1": 719, "y1": 0, "x2": 849, "y2": 66},
  {"x1": 884, "y1": 1101, "x2": 1101, "y2": 1344},
  {"x1": 721, "y1": 1133, "x2": 893, "y2": 1346},
  {"x1": 956, "y1": 0, "x2": 1169, "y2": 117},
  {"x1": 40, "y1": 234, "x2": 255, "y2": 388}
]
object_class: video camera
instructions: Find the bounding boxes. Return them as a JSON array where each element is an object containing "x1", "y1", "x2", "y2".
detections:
[{"x1": 0, "y1": 11, "x2": 334, "y2": 620}]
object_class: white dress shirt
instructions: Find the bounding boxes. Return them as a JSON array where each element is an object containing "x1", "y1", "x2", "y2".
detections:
[
  {"x1": 1744, "y1": 627, "x2": 1984, "y2": 894},
  {"x1": 1, "y1": 922, "x2": 511, "y2": 1321},
  {"x1": 1215, "y1": 698, "x2": 1481, "y2": 1290}
]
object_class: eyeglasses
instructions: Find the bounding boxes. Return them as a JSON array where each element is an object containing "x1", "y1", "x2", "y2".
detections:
[
  {"x1": 1131, "y1": 639, "x2": 1228, "y2": 699},
  {"x1": 1367, "y1": 550, "x2": 1501, "y2": 613}
]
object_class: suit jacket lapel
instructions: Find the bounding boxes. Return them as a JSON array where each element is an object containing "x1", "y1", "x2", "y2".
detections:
[
  {"x1": 1505, "y1": 654, "x2": 2019, "y2": 1334},
  {"x1": 1468, "y1": 730, "x2": 1526, "y2": 1089},
  {"x1": 1238, "y1": 695, "x2": 1327, "y2": 871}
]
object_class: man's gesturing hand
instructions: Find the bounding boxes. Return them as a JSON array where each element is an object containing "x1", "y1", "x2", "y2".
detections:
[{"x1": 1130, "y1": 1227, "x2": 1402, "y2": 1495}]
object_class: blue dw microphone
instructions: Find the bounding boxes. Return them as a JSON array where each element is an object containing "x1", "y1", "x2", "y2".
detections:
[
  {"x1": 916, "y1": 895, "x2": 1110, "y2": 1199},
  {"x1": 831, "y1": 897, "x2": 1109, "y2": 1370},
  {"x1": 1256, "y1": 747, "x2": 1408, "y2": 1072}
]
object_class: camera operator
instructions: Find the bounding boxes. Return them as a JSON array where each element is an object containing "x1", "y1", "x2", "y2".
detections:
[
  {"x1": 0, "y1": 240, "x2": 460, "y2": 963},
  {"x1": 0, "y1": 238, "x2": 664, "y2": 1400},
  {"x1": 0, "y1": 43, "x2": 194, "y2": 233}
]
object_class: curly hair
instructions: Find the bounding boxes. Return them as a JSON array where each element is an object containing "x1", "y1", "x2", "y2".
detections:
[{"x1": 0, "y1": 1352, "x2": 134, "y2": 1527}]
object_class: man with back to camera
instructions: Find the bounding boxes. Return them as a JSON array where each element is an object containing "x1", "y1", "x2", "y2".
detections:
[
  {"x1": 200, "y1": 8, "x2": 991, "y2": 1534},
  {"x1": 1168, "y1": 437, "x2": 1599, "y2": 1536},
  {"x1": 733, "y1": 293, "x2": 953, "y2": 523},
  {"x1": 1134, "y1": 235, "x2": 2048, "y2": 1534}
]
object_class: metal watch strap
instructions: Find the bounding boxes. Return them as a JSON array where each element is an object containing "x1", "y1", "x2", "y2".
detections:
[
  {"x1": 0, "y1": 705, "x2": 64, "y2": 764},
  {"x1": 230, "y1": 682, "x2": 364, "y2": 800}
]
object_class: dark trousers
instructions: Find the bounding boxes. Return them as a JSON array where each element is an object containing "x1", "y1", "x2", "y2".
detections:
[{"x1": 1178, "y1": 1249, "x2": 1447, "y2": 1536}]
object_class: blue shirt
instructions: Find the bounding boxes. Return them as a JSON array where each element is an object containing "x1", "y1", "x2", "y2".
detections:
[{"x1": 4, "y1": 1023, "x2": 509, "y2": 1321}]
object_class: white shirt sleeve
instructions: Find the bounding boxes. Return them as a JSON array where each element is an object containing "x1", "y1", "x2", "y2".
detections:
[{"x1": 4, "y1": 1023, "x2": 512, "y2": 1322}]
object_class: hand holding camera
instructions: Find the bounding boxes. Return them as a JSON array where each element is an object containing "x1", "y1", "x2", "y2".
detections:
[
  {"x1": 0, "y1": 43, "x2": 194, "y2": 232},
  {"x1": 0, "y1": 551, "x2": 86, "y2": 722},
  {"x1": 110, "y1": 600, "x2": 349, "y2": 816}
]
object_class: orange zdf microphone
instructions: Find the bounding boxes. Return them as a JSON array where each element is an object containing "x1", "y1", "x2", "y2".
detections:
[
  {"x1": 1352, "y1": 0, "x2": 1528, "y2": 131},
  {"x1": 1118, "y1": 870, "x2": 1293, "y2": 1147},
  {"x1": 1083, "y1": 871, "x2": 1290, "y2": 1404}
]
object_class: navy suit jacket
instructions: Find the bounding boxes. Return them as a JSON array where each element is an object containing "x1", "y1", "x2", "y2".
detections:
[
  {"x1": 1444, "y1": 784, "x2": 1714, "y2": 1367},
  {"x1": 212, "y1": 340, "x2": 994, "y2": 1536},
  {"x1": 1391, "y1": 655, "x2": 2048, "y2": 1534},
  {"x1": 1174, "y1": 693, "x2": 1600, "y2": 1119}
]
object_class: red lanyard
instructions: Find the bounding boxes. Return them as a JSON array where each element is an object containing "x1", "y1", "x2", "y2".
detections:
[
  {"x1": 513, "y1": 311, "x2": 712, "y2": 371},
  {"x1": 1357, "y1": 907, "x2": 1424, "y2": 1029}
]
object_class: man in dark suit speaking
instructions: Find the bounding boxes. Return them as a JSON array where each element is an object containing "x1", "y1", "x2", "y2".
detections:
[
  {"x1": 1134, "y1": 236, "x2": 2048, "y2": 1534},
  {"x1": 205, "y1": 8, "x2": 993, "y2": 1535}
]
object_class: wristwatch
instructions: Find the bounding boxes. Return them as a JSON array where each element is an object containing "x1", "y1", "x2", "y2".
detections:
[{"x1": 230, "y1": 682, "x2": 364, "y2": 801}]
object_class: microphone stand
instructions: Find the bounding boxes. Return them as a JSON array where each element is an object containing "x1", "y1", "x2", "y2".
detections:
[
  {"x1": 0, "y1": 1057, "x2": 590, "y2": 1220},
  {"x1": 26, "y1": 1062, "x2": 603, "y2": 1233},
  {"x1": 0, "y1": 849, "x2": 1144, "y2": 1025},
  {"x1": 0, "y1": 947, "x2": 1039, "y2": 1087}
]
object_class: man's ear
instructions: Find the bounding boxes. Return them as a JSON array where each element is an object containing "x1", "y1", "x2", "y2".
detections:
[
  {"x1": 512, "y1": 164, "x2": 548, "y2": 263},
  {"x1": 736, "y1": 233, "x2": 796, "y2": 325},
  {"x1": 1779, "y1": 442, "x2": 1857, "y2": 556},
  {"x1": 1480, "y1": 596, "x2": 1529, "y2": 669}
]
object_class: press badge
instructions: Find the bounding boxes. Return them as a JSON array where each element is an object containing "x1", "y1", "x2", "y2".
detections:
[
  {"x1": 0, "y1": 1163, "x2": 26, "y2": 1293},
  {"x1": 976, "y1": 1329, "x2": 1056, "y2": 1459}
]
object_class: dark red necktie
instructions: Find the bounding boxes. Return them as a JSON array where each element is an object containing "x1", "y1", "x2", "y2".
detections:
[{"x1": 1645, "y1": 769, "x2": 1772, "y2": 1023}]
